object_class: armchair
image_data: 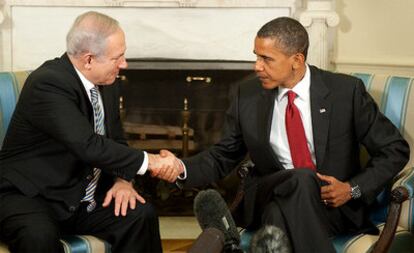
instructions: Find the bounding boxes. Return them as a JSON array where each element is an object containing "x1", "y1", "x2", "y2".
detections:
[
  {"x1": 0, "y1": 71, "x2": 111, "y2": 253},
  {"x1": 231, "y1": 73, "x2": 414, "y2": 253}
]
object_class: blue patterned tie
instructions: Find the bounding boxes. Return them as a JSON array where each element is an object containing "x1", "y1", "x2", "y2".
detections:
[{"x1": 82, "y1": 86, "x2": 105, "y2": 212}]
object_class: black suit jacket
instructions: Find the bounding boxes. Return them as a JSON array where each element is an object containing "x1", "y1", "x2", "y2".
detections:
[
  {"x1": 0, "y1": 54, "x2": 144, "y2": 219},
  {"x1": 182, "y1": 65, "x2": 410, "y2": 229}
]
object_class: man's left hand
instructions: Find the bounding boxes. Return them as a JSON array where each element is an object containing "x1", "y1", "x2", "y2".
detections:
[
  {"x1": 103, "y1": 178, "x2": 145, "y2": 216},
  {"x1": 317, "y1": 173, "x2": 352, "y2": 207}
]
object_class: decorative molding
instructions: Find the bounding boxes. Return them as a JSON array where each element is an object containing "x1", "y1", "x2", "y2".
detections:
[
  {"x1": 8, "y1": 0, "x2": 300, "y2": 8},
  {"x1": 0, "y1": 0, "x2": 4, "y2": 24},
  {"x1": 299, "y1": 1, "x2": 339, "y2": 27},
  {"x1": 298, "y1": 0, "x2": 338, "y2": 69},
  {"x1": 333, "y1": 58, "x2": 414, "y2": 68},
  {"x1": 333, "y1": 61, "x2": 414, "y2": 77},
  {"x1": 333, "y1": 57, "x2": 414, "y2": 76},
  {"x1": 178, "y1": 0, "x2": 195, "y2": 7},
  {"x1": 103, "y1": 0, "x2": 125, "y2": 7},
  {"x1": 0, "y1": 0, "x2": 304, "y2": 71}
]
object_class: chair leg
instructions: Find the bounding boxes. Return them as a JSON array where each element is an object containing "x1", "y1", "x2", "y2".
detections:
[{"x1": 372, "y1": 186, "x2": 409, "y2": 253}]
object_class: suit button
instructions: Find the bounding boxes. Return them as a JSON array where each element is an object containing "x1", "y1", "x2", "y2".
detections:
[
  {"x1": 86, "y1": 175, "x2": 92, "y2": 180},
  {"x1": 69, "y1": 206, "x2": 76, "y2": 212}
]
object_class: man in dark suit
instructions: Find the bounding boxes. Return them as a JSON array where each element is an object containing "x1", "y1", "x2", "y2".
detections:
[
  {"x1": 0, "y1": 11, "x2": 180, "y2": 253},
  {"x1": 167, "y1": 17, "x2": 410, "y2": 252}
]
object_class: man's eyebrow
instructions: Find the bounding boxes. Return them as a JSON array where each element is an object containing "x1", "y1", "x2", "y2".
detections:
[
  {"x1": 253, "y1": 51, "x2": 271, "y2": 59},
  {"x1": 112, "y1": 53, "x2": 124, "y2": 59}
]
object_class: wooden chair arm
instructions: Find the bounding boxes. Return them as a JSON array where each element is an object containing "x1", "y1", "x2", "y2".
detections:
[
  {"x1": 372, "y1": 186, "x2": 409, "y2": 253},
  {"x1": 229, "y1": 160, "x2": 254, "y2": 213}
]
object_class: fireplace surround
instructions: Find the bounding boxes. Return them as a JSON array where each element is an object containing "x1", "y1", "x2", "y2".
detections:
[{"x1": 0, "y1": 0, "x2": 338, "y2": 71}]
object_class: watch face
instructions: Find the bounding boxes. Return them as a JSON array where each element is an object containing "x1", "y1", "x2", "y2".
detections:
[{"x1": 351, "y1": 185, "x2": 362, "y2": 199}]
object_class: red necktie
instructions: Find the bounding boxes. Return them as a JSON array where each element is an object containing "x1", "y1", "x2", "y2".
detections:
[{"x1": 285, "y1": 91, "x2": 316, "y2": 170}]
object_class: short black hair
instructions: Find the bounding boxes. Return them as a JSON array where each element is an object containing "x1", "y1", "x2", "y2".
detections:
[{"x1": 257, "y1": 17, "x2": 309, "y2": 59}]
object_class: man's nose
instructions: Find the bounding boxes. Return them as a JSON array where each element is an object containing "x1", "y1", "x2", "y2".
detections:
[
  {"x1": 254, "y1": 60, "x2": 264, "y2": 72},
  {"x1": 119, "y1": 57, "x2": 128, "y2": 69}
]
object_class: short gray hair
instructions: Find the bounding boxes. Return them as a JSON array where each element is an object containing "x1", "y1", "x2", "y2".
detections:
[
  {"x1": 257, "y1": 17, "x2": 309, "y2": 59},
  {"x1": 66, "y1": 11, "x2": 120, "y2": 58}
]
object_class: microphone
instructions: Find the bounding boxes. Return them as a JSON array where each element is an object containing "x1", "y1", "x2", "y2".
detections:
[
  {"x1": 250, "y1": 225, "x2": 291, "y2": 253},
  {"x1": 188, "y1": 227, "x2": 224, "y2": 253},
  {"x1": 193, "y1": 189, "x2": 242, "y2": 253}
]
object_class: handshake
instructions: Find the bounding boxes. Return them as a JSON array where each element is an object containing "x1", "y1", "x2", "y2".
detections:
[{"x1": 148, "y1": 150, "x2": 184, "y2": 183}]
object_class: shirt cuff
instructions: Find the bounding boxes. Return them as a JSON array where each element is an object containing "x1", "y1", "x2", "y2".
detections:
[
  {"x1": 136, "y1": 151, "x2": 149, "y2": 175},
  {"x1": 177, "y1": 159, "x2": 187, "y2": 180}
]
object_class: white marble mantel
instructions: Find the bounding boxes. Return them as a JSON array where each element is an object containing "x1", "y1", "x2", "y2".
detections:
[{"x1": 0, "y1": 0, "x2": 338, "y2": 71}]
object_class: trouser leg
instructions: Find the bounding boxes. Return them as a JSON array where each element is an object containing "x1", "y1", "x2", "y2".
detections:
[
  {"x1": 0, "y1": 192, "x2": 63, "y2": 253},
  {"x1": 256, "y1": 169, "x2": 342, "y2": 253},
  {"x1": 68, "y1": 202, "x2": 162, "y2": 253}
]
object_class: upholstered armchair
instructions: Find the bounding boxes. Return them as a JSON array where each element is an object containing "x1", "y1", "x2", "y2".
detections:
[
  {"x1": 232, "y1": 73, "x2": 414, "y2": 253},
  {"x1": 0, "y1": 71, "x2": 111, "y2": 253}
]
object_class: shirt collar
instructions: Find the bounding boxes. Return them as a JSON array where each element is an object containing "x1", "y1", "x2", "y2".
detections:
[
  {"x1": 277, "y1": 64, "x2": 311, "y2": 102},
  {"x1": 74, "y1": 67, "x2": 96, "y2": 93}
]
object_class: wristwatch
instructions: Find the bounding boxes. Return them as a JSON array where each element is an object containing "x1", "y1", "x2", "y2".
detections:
[{"x1": 350, "y1": 184, "x2": 362, "y2": 199}]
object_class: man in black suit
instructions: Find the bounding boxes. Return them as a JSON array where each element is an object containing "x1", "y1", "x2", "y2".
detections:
[
  {"x1": 166, "y1": 17, "x2": 410, "y2": 252},
  {"x1": 0, "y1": 11, "x2": 180, "y2": 253}
]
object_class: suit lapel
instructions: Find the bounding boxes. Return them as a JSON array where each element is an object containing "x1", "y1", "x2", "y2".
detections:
[
  {"x1": 309, "y1": 66, "x2": 332, "y2": 169},
  {"x1": 261, "y1": 88, "x2": 276, "y2": 142},
  {"x1": 259, "y1": 87, "x2": 285, "y2": 170},
  {"x1": 60, "y1": 53, "x2": 94, "y2": 124}
]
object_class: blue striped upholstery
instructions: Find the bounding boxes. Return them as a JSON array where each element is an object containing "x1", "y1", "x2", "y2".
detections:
[
  {"x1": 61, "y1": 235, "x2": 112, "y2": 253},
  {"x1": 0, "y1": 71, "x2": 111, "y2": 253},
  {"x1": 0, "y1": 71, "x2": 29, "y2": 147},
  {"x1": 239, "y1": 72, "x2": 414, "y2": 253}
]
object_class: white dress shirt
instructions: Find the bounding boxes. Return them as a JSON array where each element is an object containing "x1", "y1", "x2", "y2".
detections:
[
  {"x1": 270, "y1": 64, "x2": 316, "y2": 169},
  {"x1": 74, "y1": 68, "x2": 148, "y2": 175}
]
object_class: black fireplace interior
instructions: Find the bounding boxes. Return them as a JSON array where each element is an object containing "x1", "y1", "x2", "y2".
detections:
[
  {"x1": 119, "y1": 58, "x2": 255, "y2": 214},
  {"x1": 120, "y1": 58, "x2": 255, "y2": 155}
]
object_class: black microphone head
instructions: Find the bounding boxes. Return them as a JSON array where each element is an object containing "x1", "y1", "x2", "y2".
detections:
[
  {"x1": 193, "y1": 189, "x2": 240, "y2": 246},
  {"x1": 250, "y1": 225, "x2": 291, "y2": 253}
]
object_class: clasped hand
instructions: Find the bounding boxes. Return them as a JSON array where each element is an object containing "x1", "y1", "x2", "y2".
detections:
[
  {"x1": 148, "y1": 149, "x2": 183, "y2": 183},
  {"x1": 103, "y1": 150, "x2": 183, "y2": 216}
]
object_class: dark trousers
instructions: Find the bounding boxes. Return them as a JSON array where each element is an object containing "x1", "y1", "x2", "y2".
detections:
[
  {"x1": 255, "y1": 169, "x2": 347, "y2": 253},
  {"x1": 0, "y1": 190, "x2": 162, "y2": 253}
]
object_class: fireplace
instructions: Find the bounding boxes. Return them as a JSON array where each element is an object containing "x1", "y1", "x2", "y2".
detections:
[
  {"x1": 120, "y1": 58, "x2": 255, "y2": 157},
  {"x1": 119, "y1": 58, "x2": 255, "y2": 214}
]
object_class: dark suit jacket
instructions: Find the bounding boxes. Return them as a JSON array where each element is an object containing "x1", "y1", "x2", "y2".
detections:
[
  {"x1": 0, "y1": 54, "x2": 144, "y2": 219},
  {"x1": 182, "y1": 65, "x2": 410, "y2": 230}
]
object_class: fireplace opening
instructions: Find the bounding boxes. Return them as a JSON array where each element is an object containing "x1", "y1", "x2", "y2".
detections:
[{"x1": 119, "y1": 58, "x2": 255, "y2": 215}]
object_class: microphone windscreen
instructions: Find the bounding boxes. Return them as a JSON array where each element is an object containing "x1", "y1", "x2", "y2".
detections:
[
  {"x1": 188, "y1": 227, "x2": 224, "y2": 253},
  {"x1": 193, "y1": 189, "x2": 240, "y2": 245},
  {"x1": 250, "y1": 225, "x2": 291, "y2": 253}
]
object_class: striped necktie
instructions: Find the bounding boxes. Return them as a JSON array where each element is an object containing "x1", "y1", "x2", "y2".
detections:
[{"x1": 82, "y1": 86, "x2": 105, "y2": 212}]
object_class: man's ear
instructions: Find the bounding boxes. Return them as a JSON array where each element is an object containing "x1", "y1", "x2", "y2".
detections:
[
  {"x1": 82, "y1": 53, "x2": 93, "y2": 70},
  {"x1": 292, "y1": 53, "x2": 305, "y2": 70}
]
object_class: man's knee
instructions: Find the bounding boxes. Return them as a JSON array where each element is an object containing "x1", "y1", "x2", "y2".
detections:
[
  {"x1": 272, "y1": 169, "x2": 319, "y2": 197},
  {"x1": 291, "y1": 169, "x2": 319, "y2": 189},
  {"x1": 1, "y1": 193, "x2": 63, "y2": 252},
  {"x1": 126, "y1": 203, "x2": 158, "y2": 225},
  {"x1": 19, "y1": 222, "x2": 60, "y2": 245},
  {"x1": 4, "y1": 217, "x2": 62, "y2": 253}
]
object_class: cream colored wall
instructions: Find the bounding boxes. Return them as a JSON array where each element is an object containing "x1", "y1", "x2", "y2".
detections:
[{"x1": 333, "y1": 0, "x2": 414, "y2": 76}]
